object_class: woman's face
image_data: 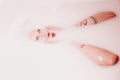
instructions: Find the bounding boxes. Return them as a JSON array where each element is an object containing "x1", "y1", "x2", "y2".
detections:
[{"x1": 28, "y1": 26, "x2": 62, "y2": 43}]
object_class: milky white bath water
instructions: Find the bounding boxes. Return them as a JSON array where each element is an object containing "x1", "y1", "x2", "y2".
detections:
[{"x1": 0, "y1": 0, "x2": 120, "y2": 80}]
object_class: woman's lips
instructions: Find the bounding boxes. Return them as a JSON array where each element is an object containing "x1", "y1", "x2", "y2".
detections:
[{"x1": 48, "y1": 32, "x2": 56, "y2": 38}]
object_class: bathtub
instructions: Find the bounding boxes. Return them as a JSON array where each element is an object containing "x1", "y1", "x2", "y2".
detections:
[{"x1": 0, "y1": 0, "x2": 120, "y2": 80}]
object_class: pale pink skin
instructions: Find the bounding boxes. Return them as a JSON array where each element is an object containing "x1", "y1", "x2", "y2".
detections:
[
  {"x1": 28, "y1": 26, "x2": 119, "y2": 66},
  {"x1": 76, "y1": 11, "x2": 116, "y2": 27},
  {"x1": 74, "y1": 43, "x2": 119, "y2": 66},
  {"x1": 28, "y1": 26, "x2": 63, "y2": 43},
  {"x1": 28, "y1": 29, "x2": 41, "y2": 41}
]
